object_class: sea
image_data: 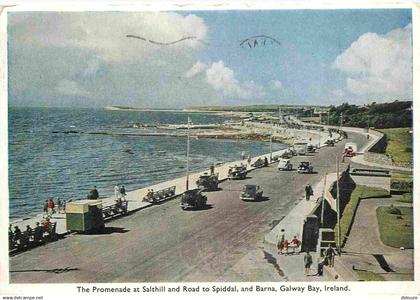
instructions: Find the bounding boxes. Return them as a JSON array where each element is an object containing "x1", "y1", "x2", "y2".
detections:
[{"x1": 8, "y1": 107, "x2": 287, "y2": 220}]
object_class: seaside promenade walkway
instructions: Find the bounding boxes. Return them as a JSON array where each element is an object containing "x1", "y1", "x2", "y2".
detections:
[
  {"x1": 9, "y1": 127, "x2": 337, "y2": 237},
  {"x1": 10, "y1": 129, "x2": 355, "y2": 283}
]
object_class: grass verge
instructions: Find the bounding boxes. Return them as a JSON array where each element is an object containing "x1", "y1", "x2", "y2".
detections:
[
  {"x1": 335, "y1": 185, "x2": 389, "y2": 247},
  {"x1": 398, "y1": 193, "x2": 413, "y2": 203},
  {"x1": 378, "y1": 128, "x2": 412, "y2": 166},
  {"x1": 376, "y1": 206, "x2": 413, "y2": 248}
]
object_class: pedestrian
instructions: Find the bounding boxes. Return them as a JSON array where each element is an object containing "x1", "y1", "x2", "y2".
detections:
[
  {"x1": 88, "y1": 186, "x2": 99, "y2": 200},
  {"x1": 304, "y1": 251, "x2": 313, "y2": 276},
  {"x1": 47, "y1": 198, "x2": 55, "y2": 215},
  {"x1": 264, "y1": 156, "x2": 268, "y2": 166},
  {"x1": 247, "y1": 155, "x2": 251, "y2": 165},
  {"x1": 13, "y1": 226, "x2": 22, "y2": 244},
  {"x1": 63, "y1": 200, "x2": 67, "y2": 213},
  {"x1": 209, "y1": 165, "x2": 215, "y2": 175},
  {"x1": 282, "y1": 240, "x2": 289, "y2": 255},
  {"x1": 57, "y1": 198, "x2": 61, "y2": 213},
  {"x1": 26, "y1": 224, "x2": 33, "y2": 235},
  {"x1": 34, "y1": 222, "x2": 43, "y2": 243},
  {"x1": 290, "y1": 236, "x2": 301, "y2": 254},
  {"x1": 305, "y1": 184, "x2": 313, "y2": 201},
  {"x1": 241, "y1": 151, "x2": 245, "y2": 160},
  {"x1": 43, "y1": 200, "x2": 48, "y2": 215},
  {"x1": 114, "y1": 184, "x2": 120, "y2": 200},
  {"x1": 317, "y1": 255, "x2": 328, "y2": 276},
  {"x1": 325, "y1": 244, "x2": 337, "y2": 267},
  {"x1": 277, "y1": 230, "x2": 285, "y2": 255},
  {"x1": 120, "y1": 185, "x2": 126, "y2": 201}
]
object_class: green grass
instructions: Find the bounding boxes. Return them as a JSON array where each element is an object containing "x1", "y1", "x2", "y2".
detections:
[
  {"x1": 335, "y1": 185, "x2": 389, "y2": 247},
  {"x1": 376, "y1": 206, "x2": 413, "y2": 248},
  {"x1": 398, "y1": 193, "x2": 413, "y2": 203},
  {"x1": 354, "y1": 270, "x2": 385, "y2": 281},
  {"x1": 378, "y1": 128, "x2": 413, "y2": 165}
]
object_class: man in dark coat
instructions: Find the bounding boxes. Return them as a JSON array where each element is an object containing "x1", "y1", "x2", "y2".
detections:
[{"x1": 305, "y1": 184, "x2": 313, "y2": 201}]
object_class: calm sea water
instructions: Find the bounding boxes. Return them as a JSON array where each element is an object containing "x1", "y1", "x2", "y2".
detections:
[{"x1": 8, "y1": 107, "x2": 286, "y2": 220}]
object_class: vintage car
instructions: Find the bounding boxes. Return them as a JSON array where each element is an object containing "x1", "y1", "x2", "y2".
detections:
[
  {"x1": 196, "y1": 173, "x2": 219, "y2": 191},
  {"x1": 278, "y1": 159, "x2": 293, "y2": 171},
  {"x1": 180, "y1": 190, "x2": 207, "y2": 210},
  {"x1": 297, "y1": 161, "x2": 314, "y2": 174},
  {"x1": 251, "y1": 157, "x2": 268, "y2": 168},
  {"x1": 325, "y1": 139, "x2": 335, "y2": 147},
  {"x1": 228, "y1": 164, "x2": 247, "y2": 180},
  {"x1": 294, "y1": 142, "x2": 308, "y2": 155},
  {"x1": 240, "y1": 184, "x2": 263, "y2": 201}
]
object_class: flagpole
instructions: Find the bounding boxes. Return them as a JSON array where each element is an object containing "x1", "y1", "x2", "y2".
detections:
[
  {"x1": 186, "y1": 116, "x2": 191, "y2": 191},
  {"x1": 336, "y1": 155, "x2": 341, "y2": 255},
  {"x1": 320, "y1": 173, "x2": 327, "y2": 227}
]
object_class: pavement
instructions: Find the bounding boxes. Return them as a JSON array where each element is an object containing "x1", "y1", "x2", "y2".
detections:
[
  {"x1": 334, "y1": 195, "x2": 413, "y2": 281},
  {"x1": 9, "y1": 130, "x2": 352, "y2": 283}
]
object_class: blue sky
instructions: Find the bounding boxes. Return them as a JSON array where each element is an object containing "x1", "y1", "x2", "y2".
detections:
[{"x1": 8, "y1": 9, "x2": 412, "y2": 108}]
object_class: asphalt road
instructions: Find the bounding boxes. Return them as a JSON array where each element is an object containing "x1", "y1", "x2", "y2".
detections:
[{"x1": 9, "y1": 132, "x2": 368, "y2": 283}]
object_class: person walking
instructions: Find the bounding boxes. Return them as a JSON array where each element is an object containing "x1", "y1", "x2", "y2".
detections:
[
  {"x1": 88, "y1": 186, "x2": 99, "y2": 200},
  {"x1": 247, "y1": 155, "x2": 251, "y2": 165},
  {"x1": 120, "y1": 185, "x2": 126, "y2": 201},
  {"x1": 114, "y1": 185, "x2": 120, "y2": 200},
  {"x1": 305, "y1": 184, "x2": 313, "y2": 201},
  {"x1": 57, "y1": 198, "x2": 61, "y2": 213},
  {"x1": 325, "y1": 244, "x2": 337, "y2": 267},
  {"x1": 241, "y1": 151, "x2": 245, "y2": 160},
  {"x1": 304, "y1": 251, "x2": 313, "y2": 276},
  {"x1": 43, "y1": 200, "x2": 48, "y2": 215},
  {"x1": 47, "y1": 198, "x2": 55, "y2": 215}
]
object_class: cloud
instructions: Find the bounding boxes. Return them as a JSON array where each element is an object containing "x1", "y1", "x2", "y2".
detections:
[
  {"x1": 333, "y1": 24, "x2": 412, "y2": 101},
  {"x1": 56, "y1": 79, "x2": 88, "y2": 96},
  {"x1": 185, "y1": 61, "x2": 207, "y2": 78},
  {"x1": 270, "y1": 80, "x2": 283, "y2": 90},
  {"x1": 11, "y1": 12, "x2": 207, "y2": 63},
  {"x1": 205, "y1": 61, "x2": 265, "y2": 99}
]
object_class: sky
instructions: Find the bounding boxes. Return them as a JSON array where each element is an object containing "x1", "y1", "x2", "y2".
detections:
[{"x1": 8, "y1": 9, "x2": 412, "y2": 108}]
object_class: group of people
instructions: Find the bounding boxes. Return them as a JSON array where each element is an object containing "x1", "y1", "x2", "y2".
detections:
[
  {"x1": 114, "y1": 184, "x2": 127, "y2": 201},
  {"x1": 304, "y1": 244, "x2": 337, "y2": 276},
  {"x1": 9, "y1": 218, "x2": 55, "y2": 250},
  {"x1": 43, "y1": 197, "x2": 66, "y2": 216},
  {"x1": 278, "y1": 235, "x2": 301, "y2": 255}
]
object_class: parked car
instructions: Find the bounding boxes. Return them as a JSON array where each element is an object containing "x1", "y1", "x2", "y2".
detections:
[
  {"x1": 278, "y1": 159, "x2": 293, "y2": 171},
  {"x1": 196, "y1": 173, "x2": 219, "y2": 191},
  {"x1": 228, "y1": 164, "x2": 247, "y2": 180},
  {"x1": 297, "y1": 161, "x2": 314, "y2": 174},
  {"x1": 180, "y1": 190, "x2": 207, "y2": 210},
  {"x1": 325, "y1": 139, "x2": 335, "y2": 147},
  {"x1": 240, "y1": 184, "x2": 263, "y2": 201}
]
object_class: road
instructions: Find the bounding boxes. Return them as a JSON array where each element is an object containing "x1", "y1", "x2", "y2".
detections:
[{"x1": 9, "y1": 132, "x2": 368, "y2": 283}]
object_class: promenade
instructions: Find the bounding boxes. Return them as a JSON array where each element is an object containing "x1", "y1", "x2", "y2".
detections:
[
  {"x1": 10, "y1": 128, "x2": 350, "y2": 283},
  {"x1": 9, "y1": 127, "x2": 337, "y2": 237}
]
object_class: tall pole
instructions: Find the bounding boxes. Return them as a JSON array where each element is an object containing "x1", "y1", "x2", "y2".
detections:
[
  {"x1": 270, "y1": 130, "x2": 273, "y2": 161},
  {"x1": 340, "y1": 112, "x2": 343, "y2": 128},
  {"x1": 320, "y1": 173, "x2": 327, "y2": 227},
  {"x1": 327, "y1": 110, "x2": 330, "y2": 126},
  {"x1": 336, "y1": 155, "x2": 341, "y2": 255},
  {"x1": 186, "y1": 116, "x2": 191, "y2": 191}
]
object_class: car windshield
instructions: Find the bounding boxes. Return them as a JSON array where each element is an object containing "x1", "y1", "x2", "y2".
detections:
[{"x1": 243, "y1": 185, "x2": 256, "y2": 192}]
